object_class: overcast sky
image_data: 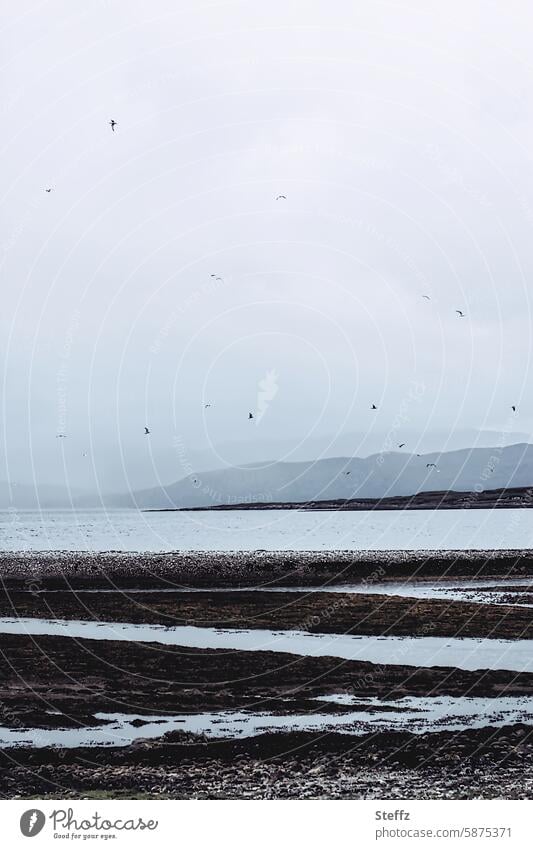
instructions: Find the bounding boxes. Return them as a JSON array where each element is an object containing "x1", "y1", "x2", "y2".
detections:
[{"x1": 2, "y1": 0, "x2": 533, "y2": 494}]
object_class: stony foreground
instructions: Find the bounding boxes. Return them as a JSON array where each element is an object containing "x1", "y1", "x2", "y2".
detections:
[
  {"x1": 3, "y1": 726, "x2": 533, "y2": 799},
  {"x1": 1, "y1": 549, "x2": 532, "y2": 799}
]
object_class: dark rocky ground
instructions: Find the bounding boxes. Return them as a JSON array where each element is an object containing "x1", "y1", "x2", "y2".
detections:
[
  {"x1": 0, "y1": 549, "x2": 532, "y2": 798},
  {"x1": 0, "y1": 548, "x2": 532, "y2": 589},
  {"x1": 1, "y1": 635, "x2": 532, "y2": 730},
  {"x1": 1, "y1": 588, "x2": 531, "y2": 638}
]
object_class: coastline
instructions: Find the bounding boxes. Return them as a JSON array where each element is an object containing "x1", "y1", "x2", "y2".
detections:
[
  {"x1": 1, "y1": 548, "x2": 532, "y2": 589},
  {"x1": 1, "y1": 548, "x2": 533, "y2": 799}
]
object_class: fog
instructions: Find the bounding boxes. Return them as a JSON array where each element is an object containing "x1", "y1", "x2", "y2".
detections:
[{"x1": 1, "y1": 1, "x2": 533, "y2": 496}]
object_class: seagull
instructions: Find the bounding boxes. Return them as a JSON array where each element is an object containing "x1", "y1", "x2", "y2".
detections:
[
  {"x1": 248, "y1": 412, "x2": 254, "y2": 420},
  {"x1": 398, "y1": 443, "x2": 406, "y2": 448},
  {"x1": 455, "y1": 310, "x2": 465, "y2": 317},
  {"x1": 144, "y1": 426, "x2": 150, "y2": 435},
  {"x1": 371, "y1": 404, "x2": 377, "y2": 410},
  {"x1": 276, "y1": 195, "x2": 287, "y2": 200},
  {"x1": 109, "y1": 119, "x2": 117, "y2": 132},
  {"x1": 512, "y1": 405, "x2": 517, "y2": 412}
]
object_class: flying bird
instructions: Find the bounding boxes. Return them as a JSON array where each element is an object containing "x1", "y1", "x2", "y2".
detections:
[
  {"x1": 455, "y1": 310, "x2": 465, "y2": 317},
  {"x1": 109, "y1": 119, "x2": 117, "y2": 131},
  {"x1": 398, "y1": 443, "x2": 406, "y2": 448},
  {"x1": 276, "y1": 195, "x2": 287, "y2": 200},
  {"x1": 371, "y1": 404, "x2": 377, "y2": 410},
  {"x1": 248, "y1": 412, "x2": 254, "y2": 420},
  {"x1": 422, "y1": 295, "x2": 430, "y2": 300},
  {"x1": 204, "y1": 403, "x2": 211, "y2": 408},
  {"x1": 512, "y1": 405, "x2": 517, "y2": 412},
  {"x1": 45, "y1": 188, "x2": 52, "y2": 193},
  {"x1": 56, "y1": 434, "x2": 67, "y2": 439},
  {"x1": 344, "y1": 470, "x2": 351, "y2": 475},
  {"x1": 426, "y1": 462, "x2": 438, "y2": 469},
  {"x1": 144, "y1": 426, "x2": 150, "y2": 435}
]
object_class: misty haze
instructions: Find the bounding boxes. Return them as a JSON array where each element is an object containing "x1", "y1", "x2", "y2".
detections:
[
  {"x1": 2, "y1": 2, "x2": 533, "y2": 508},
  {"x1": 3, "y1": 0, "x2": 533, "y2": 809}
]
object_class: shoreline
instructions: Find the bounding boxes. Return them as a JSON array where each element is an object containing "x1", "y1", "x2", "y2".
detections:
[
  {"x1": 1, "y1": 548, "x2": 533, "y2": 589},
  {"x1": 153, "y1": 485, "x2": 533, "y2": 512}
]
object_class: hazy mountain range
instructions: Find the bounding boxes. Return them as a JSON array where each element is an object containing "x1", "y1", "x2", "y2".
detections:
[{"x1": 2, "y1": 442, "x2": 533, "y2": 511}]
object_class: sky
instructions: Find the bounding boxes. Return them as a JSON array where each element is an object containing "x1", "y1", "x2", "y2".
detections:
[{"x1": 1, "y1": 0, "x2": 533, "y2": 496}]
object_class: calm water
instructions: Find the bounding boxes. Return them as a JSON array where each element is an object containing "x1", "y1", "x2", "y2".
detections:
[
  {"x1": 2, "y1": 616, "x2": 532, "y2": 672},
  {"x1": 1, "y1": 507, "x2": 533, "y2": 552}
]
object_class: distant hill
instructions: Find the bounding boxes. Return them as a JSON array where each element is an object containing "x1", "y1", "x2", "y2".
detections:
[
  {"x1": 109, "y1": 442, "x2": 533, "y2": 510},
  {"x1": 172, "y1": 486, "x2": 533, "y2": 511},
  {"x1": 7, "y1": 442, "x2": 533, "y2": 511}
]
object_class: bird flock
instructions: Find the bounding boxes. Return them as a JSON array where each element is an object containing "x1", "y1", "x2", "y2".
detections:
[{"x1": 50, "y1": 120, "x2": 519, "y2": 473}]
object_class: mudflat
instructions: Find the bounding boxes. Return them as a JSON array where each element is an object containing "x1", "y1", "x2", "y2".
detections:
[{"x1": 1, "y1": 549, "x2": 533, "y2": 799}]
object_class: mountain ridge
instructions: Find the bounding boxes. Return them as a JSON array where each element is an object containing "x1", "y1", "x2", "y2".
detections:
[{"x1": 111, "y1": 442, "x2": 533, "y2": 510}]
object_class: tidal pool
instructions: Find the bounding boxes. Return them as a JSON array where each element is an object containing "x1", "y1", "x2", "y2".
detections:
[{"x1": 1, "y1": 615, "x2": 533, "y2": 672}]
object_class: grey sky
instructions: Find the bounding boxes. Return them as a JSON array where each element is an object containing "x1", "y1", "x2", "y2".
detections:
[{"x1": 1, "y1": 1, "x2": 533, "y2": 494}]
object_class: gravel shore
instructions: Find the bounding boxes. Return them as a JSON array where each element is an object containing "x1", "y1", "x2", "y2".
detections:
[{"x1": 1, "y1": 548, "x2": 533, "y2": 589}]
